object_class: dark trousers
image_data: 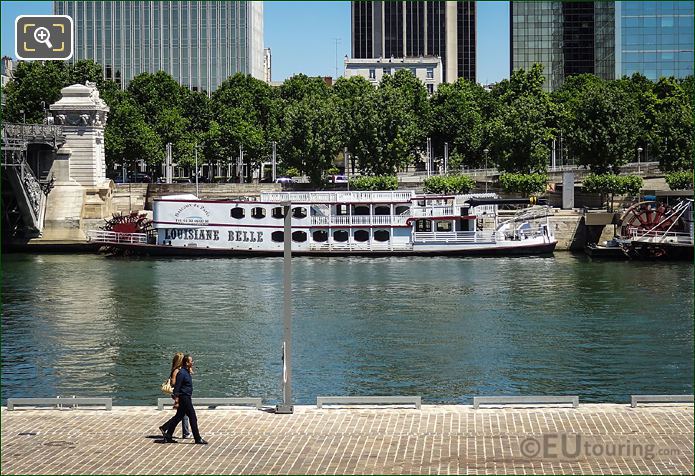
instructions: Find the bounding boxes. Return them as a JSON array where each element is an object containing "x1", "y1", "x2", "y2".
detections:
[{"x1": 164, "y1": 395, "x2": 201, "y2": 441}]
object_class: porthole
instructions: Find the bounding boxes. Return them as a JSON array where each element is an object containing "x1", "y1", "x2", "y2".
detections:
[
  {"x1": 292, "y1": 231, "x2": 307, "y2": 242},
  {"x1": 292, "y1": 207, "x2": 307, "y2": 219},
  {"x1": 251, "y1": 207, "x2": 266, "y2": 219},
  {"x1": 333, "y1": 230, "x2": 349, "y2": 242},
  {"x1": 374, "y1": 206, "x2": 390, "y2": 215},
  {"x1": 374, "y1": 230, "x2": 390, "y2": 242},
  {"x1": 354, "y1": 230, "x2": 369, "y2": 242},
  {"x1": 313, "y1": 230, "x2": 328, "y2": 242},
  {"x1": 231, "y1": 207, "x2": 245, "y2": 219},
  {"x1": 272, "y1": 206, "x2": 285, "y2": 219},
  {"x1": 271, "y1": 231, "x2": 284, "y2": 242}
]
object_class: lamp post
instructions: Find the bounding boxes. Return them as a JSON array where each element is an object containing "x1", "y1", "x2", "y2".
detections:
[
  {"x1": 483, "y1": 148, "x2": 489, "y2": 193},
  {"x1": 272, "y1": 141, "x2": 277, "y2": 182},
  {"x1": 194, "y1": 141, "x2": 200, "y2": 197},
  {"x1": 637, "y1": 147, "x2": 643, "y2": 174},
  {"x1": 20, "y1": 109, "x2": 25, "y2": 125}
]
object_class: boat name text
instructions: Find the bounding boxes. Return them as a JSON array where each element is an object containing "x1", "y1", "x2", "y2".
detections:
[{"x1": 164, "y1": 228, "x2": 264, "y2": 242}]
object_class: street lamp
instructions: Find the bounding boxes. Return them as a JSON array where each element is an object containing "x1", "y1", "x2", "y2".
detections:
[
  {"x1": 194, "y1": 141, "x2": 200, "y2": 197},
  {"x1": 19, "y1": 109, "x2": 25, "y2": 125},
  {"x1": 637, "y1": 147, "x2": 643, "y2": 174},
  {"x1": 483, "y1": 148, "x2": 490, "y2": 193}
]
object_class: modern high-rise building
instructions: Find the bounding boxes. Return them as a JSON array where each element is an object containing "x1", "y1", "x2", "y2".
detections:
[
  {"x1": 53, "y1": 1, "x2": 264, "y2": 93},
  {"x1": 351, "y1": 1, "x2": 476, "y2": 83},
  {"x1": 510, "y1": 1, "x2": 694, "y2": 90},
  {"x1": 616, "y1": 1, "x2": 694, "y2": 80}
]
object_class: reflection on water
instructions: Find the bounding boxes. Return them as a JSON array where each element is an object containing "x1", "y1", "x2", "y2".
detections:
[{"x1": 2, "y1": 253, "x2": 692, "y2": 404}]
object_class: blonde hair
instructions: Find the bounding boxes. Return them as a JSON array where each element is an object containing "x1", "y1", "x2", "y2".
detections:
[{"x1": 170, "y1": 352, "x2": 184, "y2": 377}]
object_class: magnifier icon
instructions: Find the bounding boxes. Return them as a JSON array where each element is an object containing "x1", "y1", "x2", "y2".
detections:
[{"x1": 34, "y1": 27, "x2": 53, "y2": 49}]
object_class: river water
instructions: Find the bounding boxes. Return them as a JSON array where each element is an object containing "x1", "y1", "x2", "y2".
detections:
[{"x1": 1, "y1": 252, "x2": 692, "y2": 405}]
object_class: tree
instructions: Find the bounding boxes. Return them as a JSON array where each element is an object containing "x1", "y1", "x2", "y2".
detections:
[
  {"x1": 650, "y1": 77, "x2": 693, "y2": 172},
  {"x1": 489, "y1": 64, "x2": 556, "y2": 173},
  {"x1": 279, "y1": 94, "x2": 341, "y2": 186},
  {"x1": 498, "y1": 173, "x2": 549, "y2": 196},
  {"x1": 104, "y1": 100, "x2": 164, "y2": 171},
  {"x1": 3, "y1": 61, "x2": 70, "y2": 123},
  {"x1": 333, "y1": 76, "x2": 376, "y2": 172},
  {"x1": 127, "y1": 71, "x2": 185, "y2": 124}
]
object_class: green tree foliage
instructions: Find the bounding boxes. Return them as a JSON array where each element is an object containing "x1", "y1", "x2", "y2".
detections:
[
  {"x1": 104, "y1": 99, "x2": 163, "y2": 169},
  {"x1": 489, "y1": 64, "x2": 556, "y2": 173},
  {"x1": 429, "y1": 79, "x2": 487, "y2": 168},
  {"x1": 279, "y1": 94, "x2": 341, "y2": 186},
  {"x1": 498, "y1": 173, "x2": 549, "y2": 196},
  {"x1": 665, "y1": 171, "x2": 693, "y2": 190},
  {"x1": 333, "y1": 76, "x2": 376, "y2": 172},
  {"x1": 422, "y1": 175, "x2": 476, "y2": 194},
  {"x1": 650, "y1": 77, "x2": 693, "y2": 172},
  {"x1": 583, "y1": 174, "x2": 643, "y2": 195},
  {"x1": 563, "y1": 79, "x2": 641, "y2": 173},
  {"x1": 349, "y1": 175, "x2": 399, "y2": 191},
  {"x1": 4, "y1": 61, "x2": 69, "y2": 123}
]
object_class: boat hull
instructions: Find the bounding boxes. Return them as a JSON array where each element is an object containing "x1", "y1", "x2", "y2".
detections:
[
  {"x1": 100, "y1": 241, "x2": 557, "y2": 258},
  {"x1": 586, "y1": 242, "x2": 694, "y2": 261}
]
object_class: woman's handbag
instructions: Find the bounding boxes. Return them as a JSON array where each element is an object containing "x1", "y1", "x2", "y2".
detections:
[{"x1": 161, "y1": 379, "x2": 173, "y2": 394}]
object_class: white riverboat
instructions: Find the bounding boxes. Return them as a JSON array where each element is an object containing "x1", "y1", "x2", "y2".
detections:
[{"x1": 88, "y1": 190, "x2": 557, "y2": 256}]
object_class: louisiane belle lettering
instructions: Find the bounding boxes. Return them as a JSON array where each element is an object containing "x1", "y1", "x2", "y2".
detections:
[{"x1": 164, "y1": 228, "x2": 264, "y2": 243}]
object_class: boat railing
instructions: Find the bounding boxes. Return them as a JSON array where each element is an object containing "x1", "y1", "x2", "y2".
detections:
[
  {"x1": 261, "y1": 191, "x2": 413, "y2": 203},
  {"x1": 86, "y1": 230, "x2": 148, "y2": 244},
  {"x1": 629, "y1": 228, "x2": 694, "y2": 244},
  {"x1": 410, "y1": 206, "x2": 455, "y2": 217},
  {"x1": 413, "y1": 231, "x2": 496, "y2": 243},
  {"x1": 309, "y1": 242, "x2": 413, "y2": 252},
  {"x1": 310, "y1": 215, "x2": 410, "y2": 226}
]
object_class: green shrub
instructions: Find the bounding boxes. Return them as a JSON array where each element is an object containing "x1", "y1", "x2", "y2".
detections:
[
  {"x1": 283, "y1": 167, "x2": 300, "y2": 178},
  {"x1": 326, "y1": 166, "x2": 340, "y2": 176},
  {"x1": 498, "y1": 173, "x2": 549, "y2": 196},
  {"x1": 422, "y1": 175, "x2": 476, "y2": 194},
  {"x1": 349, "y1": 175, "x2": 399, "y2": 191},
  {"x1": 665, "y1": 171, "x2": 693, "y2": 190},
  {"x1": 582, "y1": 173, "x2": 643, "y2": 195}
]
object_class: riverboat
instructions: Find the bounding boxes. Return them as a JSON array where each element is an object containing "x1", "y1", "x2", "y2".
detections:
[
  {"x1": 88, "y1": 190, "x2": 557, "y2": 256},
  {"x1": 586, "y1": 198, "x2": 694, "y2": 261}
]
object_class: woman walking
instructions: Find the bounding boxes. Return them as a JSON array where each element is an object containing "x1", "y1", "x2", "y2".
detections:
[
  {"x1": 158, "y1": 352, "x2": 191, "y2": 439},
  {"x1": 161, "y1": 354, "x2": 207, "y2": 444}
]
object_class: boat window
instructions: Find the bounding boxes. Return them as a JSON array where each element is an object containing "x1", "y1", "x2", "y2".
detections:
[
  {"x1": 374, "y1": 230, "x2": 390, "y2": 242},
  {"x1": 374, "y1": 206, "x2": 390, "y2": 215},
  {"x1": 354, "y1": 230, "x2": 369, "y2": 242},
  {"x1": 271, "y1": 231, "x2": 284, "y2": 242},
  {"x1": 292, "y1": 207, "x2": 307, "y2": 219},
  {"x1": 251, "y1": 207, "x2": 266, "y2": 219},
  {"x1": 292, "y1": 231, "x2": 307, "y2": 242},
  {"x1": 271, "y1": 206, "x2": 285, "y2": 219},
  {"x1": 395, "y1": 205, "x2": 410, "y2": 215},
  {"x1": 333, "y1": 230, "x2": 349, "y2": 242},
  {"x1": 416, "y1": 219, "x2": 432, "y2": 232},
  {"x1": 336, "y1": 204, "x2": 349, "y2": 215},
  {"x1": 313, "y1": 230, "x2": 328, "y2": 242},
  {"x1": 353, "y1": 205, "x2": 370, "y2": 216},
  {"x1": 436, "y1": 221, "x2": 452, "y2": 232},
  {"x1": 231, "y1": 207, "x2": 245, "y2": 219}
]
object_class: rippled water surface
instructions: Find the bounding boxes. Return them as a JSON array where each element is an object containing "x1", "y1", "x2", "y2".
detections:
[{"x1": 2, "y1": 253, "x2": 692, "y2": 404}]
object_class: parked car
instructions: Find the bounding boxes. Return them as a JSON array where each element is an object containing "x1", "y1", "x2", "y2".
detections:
[
  {"x1": 275, "y1": 177, "x2": 295, "y2": 184},
  {"x1": 330, "y1": 175, "x2": 348, "y2": 184}
]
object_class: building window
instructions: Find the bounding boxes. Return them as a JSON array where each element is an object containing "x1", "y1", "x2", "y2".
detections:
[
  {"x1": 333, "y1": 230, "x2": 349, "y2": 242},
  {"x1": 427, "y1": 84, "x2": 434, "y2": 94},
  {"x1": 436, "y1": 221, "x2": 452, "y2": 232},
  {"x1": 369, "y1": 68, "x2": 376, "y2": 79},
  {"x1": 292, "y1": 231, "x2": 307, "y2": 242},
  {"x1": 416, "y1": 219, "x2": 432, "y2": 232},
  {"x1": 231, "y1": 207, "x2": 245, "y2": 219},
  {"x1": 313, "y1": 230, "x2": 328, "y2": 242},
  {"x1": 251, "y1": 207, "x2": 266, "y2": 219},
  {"x1": 354, "y1": 230, "x2": 369, "y2": 242},
  {"x1": 336, "y1": 204, "x2": 349, "y2": 215},
  {"x1": 383, "y1": 67, "x2": 391, "y2": 76},
  {"x1": 426, "y1": 67, "x2": 434, "y2": 79},
  {"x1": 272, "y1": 206, "x2": 285, "y2": 219},
  {"x1": 271, "y1": 231, "x2": 284, "y2": 242}
]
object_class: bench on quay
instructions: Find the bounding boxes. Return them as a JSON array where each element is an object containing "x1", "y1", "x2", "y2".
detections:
[
  {"x1": 316, "y1": 396, "x2": 421, "y2": 409},
  {"x1": 156, "y1": 397, "x2": 262, "y2": 410},
  {"x1": 630, "y1": 395, "x2": 694, "y2": 408},
  {"x1": 7, "y1": 397, "x2": 112, "y2": 411},
  {"x1": 473, "y1": 396, "x2": 579, "y2": 409}
]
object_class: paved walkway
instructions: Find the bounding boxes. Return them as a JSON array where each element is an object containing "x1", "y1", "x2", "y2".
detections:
[{"x1": 1, "y1": 404, "x2": 692, "y2": 474}]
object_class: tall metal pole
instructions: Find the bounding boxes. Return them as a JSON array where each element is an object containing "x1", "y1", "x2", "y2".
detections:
[
  {"x1": 344, "y1": 146, "x2": 350, "y2": 191},
  {"x1": 483, "y1": 148, "x2": 489, "y2": 193},
  {"x1": 195, "y1": 142, "x2": 199, "y2": 197},
  {"x1": 444, "y1": 142, "x2": 449, "y2": 175},
  {"x1": 238, "y1": 144, "x2": 244, "y2": 184},
  {"x1": 276, "y1": 201, "x2": 293, "y2": 414},
  {"x1": 272, "y1": 141, "x2": 277, "y2": 182},
  {"x1": 426, "y1": 137, "x2": 432, "y2": 177},
  {"x1": 637, "y1": 147, "x2": 643, "y2": 174}
]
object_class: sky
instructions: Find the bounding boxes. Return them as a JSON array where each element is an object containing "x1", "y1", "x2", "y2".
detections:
[{"x1": 1, "y1": 1, "x2": 510, "y2": 83}]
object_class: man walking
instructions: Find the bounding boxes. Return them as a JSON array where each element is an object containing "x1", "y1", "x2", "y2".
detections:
[{"x1": 160, "y1": 354, "x2": 208, "y2": 444}]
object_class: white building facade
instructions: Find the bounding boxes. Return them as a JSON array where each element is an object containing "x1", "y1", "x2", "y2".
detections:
[{"x1": 344, "y1": 56, "x2": 443, "y2": 94}]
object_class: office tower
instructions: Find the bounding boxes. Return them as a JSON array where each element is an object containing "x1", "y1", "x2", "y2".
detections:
[
  {"x1": 616, "y1": 1, "x2": 694, "y2": 80},
  {"x1": 510, "y1": 2, "x2": 615, "y2": 91},
  {"x1": 53, "y1": 1, "x2": 264, "y2": 93},
  {"x1": 351, "y1": 1, "x2": 476, "y2": 83}
]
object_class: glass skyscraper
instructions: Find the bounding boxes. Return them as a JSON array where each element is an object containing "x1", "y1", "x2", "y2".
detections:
[
  {"x1": 53, "y1": 1, "x2": 265, "y2": 93},
  {"x1": 511, "y1": 1, "x2": 693, "y2": 90},
  {"x1": 616, "y1": 1, "x2": 694, "y2": 80},
  {"x1": 352, "y1": 1, "x2": 476, "y2": 83}
]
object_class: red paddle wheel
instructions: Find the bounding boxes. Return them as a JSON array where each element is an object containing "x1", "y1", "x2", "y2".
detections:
[
  {"x1": 619, "y1": 201, "x2": 682, "y2": 237},
  {"x1": 101, "y1": 211, "x2": 153, "y2": 235}
]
